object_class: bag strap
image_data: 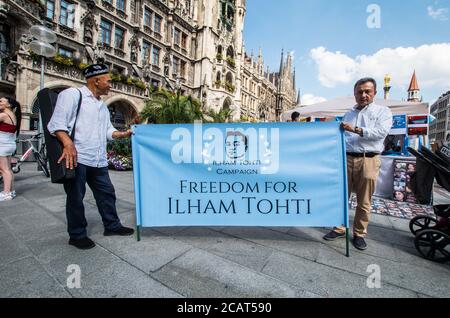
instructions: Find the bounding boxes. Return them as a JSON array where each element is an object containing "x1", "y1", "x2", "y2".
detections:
[{"x1": 70, "y1": 89, "x2": 83, "y2": 140}]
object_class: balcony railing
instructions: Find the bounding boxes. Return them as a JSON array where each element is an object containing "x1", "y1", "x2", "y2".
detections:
[
  {"x1": 152, "y1": 65, "x2": 161, "y2": 73},
  {"x1": 143, "y1": 25, "x2": 152, "y2": 34},
  {"x1": 114, "y1": 48, "x2": 126, "y2": 59},
  {"x1": 30, "y1": 58, "x2": 146, "y2": 98},
  {"x1": 153, "y1": 32, "x2": 162, "y2": 41},
  {"x1": 116, "y1": 9, "x2": 127, "y2": 20},
  {"x1": 11, "y1": 0, "x2": 43, "y2": 18},
  {"x1": 101, "y1": 0, "x2": 114, "y2": 12},
  {"x1": 111, "y1": 81, "x2": 146, "y2": 97},
  {"x1": 58, "y1": 24, "x2": 77, "y2": 38}
]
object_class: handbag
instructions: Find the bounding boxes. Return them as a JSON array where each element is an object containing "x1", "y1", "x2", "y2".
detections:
[{"x1": 38, "y1": 88, "x2": 82, "y2": 184}]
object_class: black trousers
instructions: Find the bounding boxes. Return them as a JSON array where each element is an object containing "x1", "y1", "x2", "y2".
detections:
[{"x1": 63, "y1": 163, "x2": 121, "y2": 239}]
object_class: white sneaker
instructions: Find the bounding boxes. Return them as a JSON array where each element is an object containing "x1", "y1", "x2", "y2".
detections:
[{"x1": 0, "y1": 192, "x2": 14, "y2": 201}]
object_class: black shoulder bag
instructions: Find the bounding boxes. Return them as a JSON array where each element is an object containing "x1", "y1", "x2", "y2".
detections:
[{"x1": 38, "y1": 88, "x2": 82, "y2": 184}]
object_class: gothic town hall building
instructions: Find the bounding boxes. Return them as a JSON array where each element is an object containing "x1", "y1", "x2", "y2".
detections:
[{"x1": 0, "y1": 0, "x2": 299, "y2": 129}]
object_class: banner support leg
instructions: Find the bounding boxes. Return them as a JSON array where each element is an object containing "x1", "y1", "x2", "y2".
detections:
[
  {"x1": 346, "y1": 228, "x2": 350, "y2": 257},
  {"x1": 136, "y1": 225, "x2": 141, "y2": 242}
]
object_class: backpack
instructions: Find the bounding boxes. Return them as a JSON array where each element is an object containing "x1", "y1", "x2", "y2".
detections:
[{"x1": 37, "y1": 88, "x2": 82, "y2": 184}]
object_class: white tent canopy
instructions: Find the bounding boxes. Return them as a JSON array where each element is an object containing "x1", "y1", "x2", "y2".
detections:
[{"x1": 282, "y1": 96, "x2": 429, "y2": 121}]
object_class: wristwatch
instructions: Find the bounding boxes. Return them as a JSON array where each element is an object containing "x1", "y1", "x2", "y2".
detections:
[{"x1": 355, "y1": 127, "x2": 363, "y2": 137}]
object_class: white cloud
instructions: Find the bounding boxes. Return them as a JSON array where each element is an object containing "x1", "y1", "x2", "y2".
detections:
[
  {"x1": 310, "y1": 47, "x2": 357, "y2": 88},
  {"x1": 427, "y1": 6, "x2": 448, "y2": 21},
  {"x1": 301, "y1": 94, "x2": 327, "y2": 106},
  {"x1": 310, "y1": 44, "x2": 450, "y2": 91}
]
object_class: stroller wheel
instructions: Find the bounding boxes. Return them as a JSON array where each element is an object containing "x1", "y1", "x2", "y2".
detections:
[
  {"x1": 414, "y1": 229, "x2": 450, "y2": 263},
  {"x1": 409, "y1": 215, "x2": 438, "y2": 235}
]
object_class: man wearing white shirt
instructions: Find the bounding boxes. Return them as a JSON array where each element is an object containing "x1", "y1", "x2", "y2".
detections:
[
  {"x1": 323, "y1": 78, "x2": 392, "y2": 250},
  {"x1": 48, "y1": 64, "x2": 134, "y2": 250}
]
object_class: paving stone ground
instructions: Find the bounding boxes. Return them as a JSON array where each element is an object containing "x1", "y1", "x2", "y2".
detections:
[{"x1": 1, "y1": 163, "x2": 449, "y2": 298}]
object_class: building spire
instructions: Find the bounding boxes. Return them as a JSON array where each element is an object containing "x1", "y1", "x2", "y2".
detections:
[
  {"x1": 407, "y1": 70, "x2": 421, "y2": 102},
  {"x1": 408, "y1": 70, "x2": 420, "y2": 92},
  {"x1": 293, "y1": 67, "x2": 296, "y2": 90},
  {"x1": 279, "y1": 49, "x2": 284, "y2": 75}
]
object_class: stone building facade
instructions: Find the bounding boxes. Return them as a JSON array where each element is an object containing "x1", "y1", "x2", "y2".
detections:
[
  {"x1": 429, "y1": 91, "x2": 450, "y2": 143},
  {"x1": 0, "y1": 0, "x2": 299, "y2": 130}
]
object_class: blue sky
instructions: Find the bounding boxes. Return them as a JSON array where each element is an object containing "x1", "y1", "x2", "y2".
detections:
[{"x1": 243, "y1": 0, "x2": 450, "y2": 104}]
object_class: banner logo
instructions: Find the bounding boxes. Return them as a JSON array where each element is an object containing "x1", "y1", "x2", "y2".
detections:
[{"x1": 171, "y1": 122, "x2": 280, "y2": 174}]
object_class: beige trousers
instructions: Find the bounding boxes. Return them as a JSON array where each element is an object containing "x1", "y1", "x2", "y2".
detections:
[{"x1": 335, "y1": 155, "x2": 381, "y2": 237}]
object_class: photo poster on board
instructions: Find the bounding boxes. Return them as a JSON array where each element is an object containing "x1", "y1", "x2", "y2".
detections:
[
  {"x1": 407, "y1": 115, "x2": 428, "y2": 136},
  {"x1": 390, "y1": 115, "x2": 407, "y2": 135},
  {"x1": 384, "y1": 115, "x2": 407, "y2": 155},
  {"x1": 393, "y1": 159, "x2": 418, "y2": 204}
]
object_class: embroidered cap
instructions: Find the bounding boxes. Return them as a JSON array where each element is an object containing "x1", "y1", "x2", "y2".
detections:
[{"x1": 83, "y1": 64, "x2": 110, "y2": 79}]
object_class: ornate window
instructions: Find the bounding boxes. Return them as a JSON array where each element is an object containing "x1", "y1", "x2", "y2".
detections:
[
  {"x1": 144, "y1": 7, "x2": 152, "y2": 28},
  {"x1": 46, "y1": 0, "x2": 55, "y2": 20},
  {"x1": 154, "y1": 15, "x2": 162, "y2": 34},
  {"x1": 220, "y1": 0, "x2": 235, "y2": 31},
  {"x1": 58, "y1": 47, "x2": 73, "y2": 58},
  {"x1": 117, "y1": 0, "x2": 126, "y2": 12},
  {"x1": 100, "y1": 19, "x2": 112, "y2": 47},
  {"x1": 173, "y1": 27, "x2": 181, "y2": 46},
  {"x1": 172, "y1": 56, "x2": 180, "y2": 76},
  {"x1": 142, "y1": 40, "x2": 151, "y2": 60},
  {"x1": 114, "y1": 26, "x2": 125, "y2": 50},
  {"x1": 152, "y1": 46, "x2": 160, "y2": 66},
  {"x1": 60, "y1": 0, "x2": 75, "y2": 28},
  {"x1": 181, "y1": 33, "x2": 188, "y2": 50}
]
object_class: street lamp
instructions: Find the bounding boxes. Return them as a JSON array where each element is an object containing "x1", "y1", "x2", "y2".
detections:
[{"x1": 28, "y1": 24, "x2": 56, "y2": 157}]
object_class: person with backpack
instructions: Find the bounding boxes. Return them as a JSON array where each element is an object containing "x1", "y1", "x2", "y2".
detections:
[
  {"x1": 0, "y1": 97, "x2": 21, "y2": 202},
  {"x1": 47, "y1": 64, "x2": 134, "y2": 250}
]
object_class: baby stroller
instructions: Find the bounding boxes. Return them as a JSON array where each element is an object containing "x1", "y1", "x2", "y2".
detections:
[{"x1": 408, "y1": 144, "x2": 450, "y2": 263}]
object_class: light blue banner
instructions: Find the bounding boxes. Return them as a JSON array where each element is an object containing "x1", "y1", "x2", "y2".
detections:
[{"x1": 132, "y1": 122, "x2": 348, "y2": 228}]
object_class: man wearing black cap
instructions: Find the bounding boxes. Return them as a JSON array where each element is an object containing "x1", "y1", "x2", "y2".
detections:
[{"x1": 48, "y1": 64, "x2": 134, "y2": 250}]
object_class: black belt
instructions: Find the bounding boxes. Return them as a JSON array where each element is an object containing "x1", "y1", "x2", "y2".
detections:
[{"x1": 346, "y1": 152, "x2": 380, "y2": 158}]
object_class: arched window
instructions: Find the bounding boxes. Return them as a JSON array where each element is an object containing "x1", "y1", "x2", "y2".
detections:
[
  {"x1": 215, "y1": 71, "x2": 221, "y2": 88},
  {"x1": 108, "y1": 101, "x2": 138, "y2": 129},
  {"x1": 226, "y1": 46, "x2": 234, "y2": 58},
  {"x1": 225, "y1": 72, "x2": 235, "y2": 93},
  {"x1": 223, "y1": 97, "x2": 232, "y2": 111},
  {"x1": 217, "y1": 45, "x2": 223, "y2": 61},
  {"x1": 226, "y1": 72, "x2": 233, "y2": 84}
]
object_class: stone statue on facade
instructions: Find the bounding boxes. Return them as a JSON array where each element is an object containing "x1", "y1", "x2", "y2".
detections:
[
  {"x1": 128, "y1": 33, "x2": 140, "y2": 64},
  {"x1": 142, "y1": 54, "x2": 152, "y2": 80},
  {"x1": 0, "y1": 0, "x2": 10, "y2": 22},
  {"x1": 93, "y1": 42, "x2": 105, "y2": 63},
  {"x1": 19, "y1": 34, "x2": 33, "y2": 54},
  {"x1": 5, "y1": 60, "x2": 22, "y2": 82},
  {"x1": 163, "y1": 53, "x2": 170, "y2": 77},
  {"x1": 81, "y1": 11, "x2": 97, "y2": 45}
]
